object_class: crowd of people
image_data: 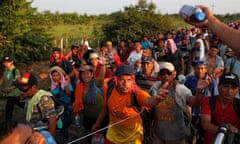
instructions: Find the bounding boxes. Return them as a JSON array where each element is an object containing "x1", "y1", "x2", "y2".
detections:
[{"x1": 1, "y1": 5, "x2": 240, "y2": 144}]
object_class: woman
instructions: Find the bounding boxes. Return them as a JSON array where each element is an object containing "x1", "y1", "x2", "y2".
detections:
[
  {"x1": 74, "y1": 56, "x2": 106, "y2": 143},
  {"x1": 49, "y1": 66, "x2": 74, "y2": 143}
]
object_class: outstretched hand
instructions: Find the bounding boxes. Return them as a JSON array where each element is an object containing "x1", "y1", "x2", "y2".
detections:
[
  {"x1": 98, "y1": 52, "x2": 106, "y2": 65},
  {"x1": 196, "y1": 75, "x2": 214, "y2": 90},
  {"x1": 155, "y1": 82, "x2": 170, "y2": 101}
]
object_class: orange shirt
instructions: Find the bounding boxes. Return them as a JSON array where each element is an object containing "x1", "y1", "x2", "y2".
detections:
[{"x1": 103, "y1": 86, "x2": 150, "y2": 143}]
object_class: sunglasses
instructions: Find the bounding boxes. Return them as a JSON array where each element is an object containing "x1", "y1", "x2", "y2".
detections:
[
  {"x1": 159, "y1": 70, "x2": 172, "y2": 76},
  {"x1": 20, "y1": 86, "x2": 32, "y2": 92}
]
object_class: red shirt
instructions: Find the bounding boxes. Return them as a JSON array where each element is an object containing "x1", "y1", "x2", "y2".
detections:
[{"x1": 201, "y1": 96, "x2": 240, "y2": 144}]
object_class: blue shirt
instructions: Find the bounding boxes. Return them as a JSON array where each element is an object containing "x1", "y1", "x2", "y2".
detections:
[
  {"x1": 51, "y1": 83, "x2": 74, "y2": 110},
  {"x1": 184, "y1": 74, "x2": 219, "y2": 115}
]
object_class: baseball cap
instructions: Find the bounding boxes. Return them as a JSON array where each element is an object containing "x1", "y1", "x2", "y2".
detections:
[
  {"x1": 106, "y1": 41, "x2": 112, "y2": 45},
  {"x1": 141, "y1": 56, "x2": 154, "y2": 63},
  {"x1": 159, "y1": 62, "x2": 175, "y2": 72},
  {"x1": 15, "y1": 72, "x2": 37, "y2": 89},
  {"x1": 79, "y1": 65, "x2": 93, "y2": 72},
  {"x1": 2, "y1": 55, "x2": 13, "y2": 62},
  {"x1": 225, "y1": 48, "x2": 233, "y2": 53},
  {"x1": 89, "y1": 53, "x2": 99, "y2": 60},
  {"x1": 194, "y1": 61, "x2": 208, "y2": 67},
  {"x1": 114, "y1": 65, "x2": 134, "y2": 77},
  {"x1": 219, "y1": 72, "x2": 239, "y2": 86}
]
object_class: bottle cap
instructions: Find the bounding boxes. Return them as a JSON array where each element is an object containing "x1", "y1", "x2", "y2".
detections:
[{"x1": 195, "y1": 12, "x2": 206, "y2": 22}]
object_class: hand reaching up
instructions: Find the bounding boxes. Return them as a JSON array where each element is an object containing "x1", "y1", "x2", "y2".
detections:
[
  {"x1": 196, "y1": 75, "x2": 214, "y2": 90},
  {"x1": 155, "y1": 82, "x2": 170, "y2": 101},
  {"x1": 98, "y1": 52, "x2": 106, "y2": 65}
]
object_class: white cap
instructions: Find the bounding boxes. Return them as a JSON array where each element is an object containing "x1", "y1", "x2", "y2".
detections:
[
  {"x1": 159, "y1": 62, "x2": 175, "y2": 72},
  {"x1": 89, "y1": 53, "x2": 99, "y2": 60}
]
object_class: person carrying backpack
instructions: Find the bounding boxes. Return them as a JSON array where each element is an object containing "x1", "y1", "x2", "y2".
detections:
[
  {"x1": 201, "y1": 72, "x2": 240, "y2": 144},
  {"x1": 15, "y1": 72, "x2": 62, "y2": 138},
  {"x1": 91, "y1": 64, "x2": 171, "y2": 144},
  {"x1": 0, "y1": 55, "x2": 25, "y2": 120},
  {"x1": 149, "y1": 62, "x2": 211, "y2": 144}
]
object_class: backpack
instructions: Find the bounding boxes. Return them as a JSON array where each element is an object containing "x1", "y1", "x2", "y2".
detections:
[
  {"x1": 209, "y1": 96, "x2": 240, "y2": 118},
  {"x1": 106, "y1": 81, "x2": 153, "y2": 144}
]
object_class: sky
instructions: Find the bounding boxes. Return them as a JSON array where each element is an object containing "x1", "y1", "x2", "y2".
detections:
[{"x1": 31, "y1": 0, "x2": 240, "y2": 15}]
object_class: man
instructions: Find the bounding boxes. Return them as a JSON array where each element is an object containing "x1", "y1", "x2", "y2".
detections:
[
  {"x1": 106, "y1": 41, "x2": 122, "y2": 68},
  {"x1": 200, "y1": 72, "x2": 240, "y2": 144},
  {"x1": 0, "y1": 120, "x2": 49, "y2": 144},
  {"x1": 40, "y1": 47, "x2": 75, "y2": 80},
  {"x1": 50, "y1": 47, "x2": 75, "y2": 78},
  {"x1": 0, "y1": 55, "x2": 25, "y2": 120},
  {"x1": 149, "y1": 62, "x2": 210, "y2": 144},
  {"x1": 100, "y1": 42, "x2": 116, "y2": 72},
  {"x1": 203, "y1": 45, "x2": 224, "y2": 78},
  {"x1": 127, "y1": 40, "x2": 143, "y2": 66},
  {"x1": 225, "y1": 51, "x2": 240, "y2": 84},
  {"x1": 141, "y1": 36, "x2": 151, "y2": 49},
  {"x1": 91, "y1": 65, "x2": 170, "y2": 144},
  {"x1": 153, "y1": 39, "x2": 166, "y2": 62},
  {"x1": 135, "y1": 56, "x2": 159, "y2": 92},
  {"x1": 184, "y1": 61, "x2": 218, "y2": 143},
  {"x1": 15, "y1": 72, "x2": 58, "y2": 135}
]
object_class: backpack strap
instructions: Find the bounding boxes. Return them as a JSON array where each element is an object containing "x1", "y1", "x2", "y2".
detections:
[
  {"x1": 209, "y1": 96, "x2": 216, "y2": 115},
  {"x1": 209, "y1": 96, "x2": 240, "y2": 117},
  {"x1": 106, "y1": 81, "x2": 114, "y2": 101},
  {"x1": 233, "y1": 97, "x2": 240, "y2": 118},
  {"x1": 130, "y1": 93, "x2": 140, "y2": 112}
]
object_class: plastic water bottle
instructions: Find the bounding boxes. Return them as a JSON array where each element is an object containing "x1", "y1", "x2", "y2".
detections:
[
  {"x1": 74, "y1": 115, "x2": 80, "y2": 126},
  {"x1": 38, "y1": 129, "x2": 56, "y2": 144},
  {"x1": 179, "y1": 5, "x2": 206, "y2": 22},
  {"x1": 57, "y1": 118, "x2": 63, "y2": 129},
  {"x1": 91, "y1": 133, "x2": 104, "y2": 144}
]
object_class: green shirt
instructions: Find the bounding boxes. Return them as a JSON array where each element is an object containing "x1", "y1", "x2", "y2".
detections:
[{"x1": 2, "y1": 65, "x2": 21, "y2": 97}]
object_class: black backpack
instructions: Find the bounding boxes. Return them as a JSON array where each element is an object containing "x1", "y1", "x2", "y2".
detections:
[{"x1": 106, "y1": 81, "x2": 154, "y2": 144}]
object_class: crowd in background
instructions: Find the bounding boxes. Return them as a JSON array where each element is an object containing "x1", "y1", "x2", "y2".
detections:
[{"x1": 1, "y1": 20, "x2": 240, "y2": 144}]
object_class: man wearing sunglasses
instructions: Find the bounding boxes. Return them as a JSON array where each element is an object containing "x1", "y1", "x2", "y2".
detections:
[
  {"x1": 15, "y1": 72, "x2": 58, "y2": 137},
  {"x1": 149, "y1": 62, "x2": 211, "y2": 144}
]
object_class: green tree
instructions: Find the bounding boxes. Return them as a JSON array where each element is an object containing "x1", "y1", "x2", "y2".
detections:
[
  {"x1": 0, "y1": 0, "x2": 53, "y2": 63},
  {"x1": 102, "y1": 0, "x2": 176, "y2": 41}
]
